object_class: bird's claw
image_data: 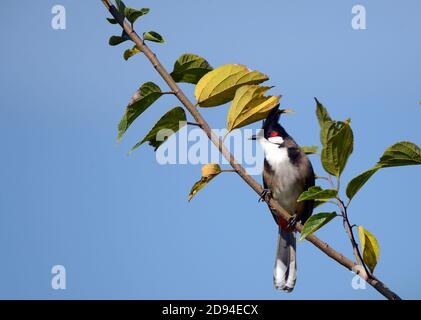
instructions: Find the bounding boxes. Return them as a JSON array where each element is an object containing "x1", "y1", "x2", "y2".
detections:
[{"x1": 259, "y1": 189, "x2": 272, "y2": 203}]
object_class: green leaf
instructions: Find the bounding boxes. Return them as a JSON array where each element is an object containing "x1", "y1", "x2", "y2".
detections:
[
  {"x1": 315, "y1": 98, "x2": 334, "y2": 147},
  {"x1": 346, "y1": 141, "x2": 421, "y2": 201},
  {"x1": 314, "y1": 200, "x2": 327, "y2": 208},
  {"x1": 130, "y1": 107, "x2": 186, "y2": 152},
  {"x1": 300, "y1": 212, "x2": 337, "y2": 241},
  {"x1": 315, "y1": 98, "x2": 332, "y2": 127},
  {"x1": 170, "y1": 53, "x2": 213, "y2": 84},
  {"x1": 378, "y1": 141, "x2": 421, "y2": 167},
  {"x1": 321, "y1": 121, "x2": 354, "y2": 177},
  {"x1": 109, "y1": 30, "x2": 130, "y2": 46},
  {"x1": 115, "y1": 0, "x2": 126, "y2": 14},
  {"x1": 124, "y1": 7, "x2": 149, "y2": 24},
  {"x1": 346, "y1": 167, "x2": 379, "y2": 201},
  {"x1": 194, "y1": 64, "x2": 269, "y2": 107},
  {"x1": 188, "y1": 164, "x2": 222, "y2": 201},
  {"x1": 301, "y1": 145, "x2": 319, "y2": 155},
  {"x1": 117, "y1": 82, "x2": 164, "y2": 142},
  {"x1": 106, "y1": 17, "x2": 118, "y2": 24},
  {"x1": 358, "y1": 226, "x2": 380, "y2": 273},
  {"x1": 297, "y1": 186, "x2": 338, "y2": 202},
  {"x1": 143, "y1": 31, "x2": 165, "y2": 43},
  {"x1": 123, "y1": 46, "x2": 141, "y2": 61},
  {"x1": 225, "y1": 85, "x2": 280, "y2": 136}
]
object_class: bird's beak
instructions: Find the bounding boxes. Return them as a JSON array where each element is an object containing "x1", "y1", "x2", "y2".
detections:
[
  {"x1": 249, "y1": 135, "x2": 257, "y2": 140},
  {"x1": 277, "y1": 109, "x2": 293, "y2": 114}
]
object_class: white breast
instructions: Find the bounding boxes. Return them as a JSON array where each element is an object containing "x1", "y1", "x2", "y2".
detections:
[{"x1": 259, "y1": 138, "x2": 301, "y2": 213}]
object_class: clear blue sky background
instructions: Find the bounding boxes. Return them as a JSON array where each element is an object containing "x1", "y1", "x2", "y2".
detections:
[{"x1": 0, "y1": 0, "x2": 420, "y2": 299}]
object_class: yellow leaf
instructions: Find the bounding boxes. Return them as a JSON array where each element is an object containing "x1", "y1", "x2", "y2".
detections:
[
  {"x1": 194, "y1": 64, "x2": 268, "y2": 107},
  {"x1": 201, "y1": 163, "x2": 221, "y2": 177},
  {"x1": 225, "y1": 85, "x2": 281, "y2": 136},
  {"x1": 123, "y1": 46, "x2": 141, "y2": 61},
  {"x1": 358, "y1": 226, "x2": 380, "y2": 273},
  {"x1": 188, "y1": 164, "x2": 222, "y2": 201}
]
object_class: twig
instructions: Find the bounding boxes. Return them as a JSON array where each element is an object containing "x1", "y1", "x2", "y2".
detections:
[
  {"x1": 337, "y1": 197, "x2": 371, "y2": 280},
  {"x1": 186, "y1": 121, "x2": 201, "y2": 127},
  {"x1": 100, "y1": 0, "x2": 401, "y2": 300}
]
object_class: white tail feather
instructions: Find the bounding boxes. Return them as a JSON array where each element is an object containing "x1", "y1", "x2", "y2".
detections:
[{"x1": 274, "y1": 227, "x2": 297, "y2": 292}]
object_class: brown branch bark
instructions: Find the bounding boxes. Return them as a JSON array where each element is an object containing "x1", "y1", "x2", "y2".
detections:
[{"x1": 100, "y1": 0, "x2": 401, "y2": 300}]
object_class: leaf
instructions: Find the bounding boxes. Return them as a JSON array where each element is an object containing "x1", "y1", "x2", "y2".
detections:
[
  {"x1": 314, "y1": 200, "x2": 327, "y2": 208},
  {"x1": 321, "y1": 121, "x2": 354, "y2": 177},
  {"x1": 115, "y1": 0, "x2": 126, "y2": 14},
  {"x1": 315, "y1": 98, "x2": 332, "y2": 127},
  {"x1": 300, "y1": 212, "x2": 337, "y2": 241},
  {"x1": 201, "y1": 163, "x2": 222, "y2": 177},
  {"x1": 301, "y1": 145, "x2": 319, "y2": 155},
  {"x1": 194, "y1": 64, "x2": 269, "y2": 107},
  {"x1": 315, "y1": 98, "x2": 334, "y2": 147},
  {"x1": 346, "y1": 167, "x2": 379, "y2": 201},
  {"x1": 297, "y1": 186, "x2": 338, "y2": 202},
  {"x1": 106, "y1": 17, "x2": 118, "y2": 24},
  {"x1": 143, "y1": 31, "x2": 165, "y2": 43},
  {"x1": 117, "y1": 82, "x2": 164, "y2": 142},
  {"x1": 378, "y1": 141, "x2": 421, "y2": 167},
  {"x1": 130, "y1": 107, "x2": 186, "y2": 152},
  {"x1": 346, "y1": 141, "x2": 421, "y2": 201},
  {"x1": 109, "y1": 30, "x2": 130, "y2": 46},
  {"x1": 170, "y1": 53, "x2": 213, "y2": 84},
  {"x1": 124, "y1": 7, "x2": 149, "y2": 24},
  {"x1": 358, "y1": 226, "x2": 380, "y2": 273},
  {"x1": 123, "y1": 46, "x2": 141, "y2": 61},
  {"x1": 188, "y1": 164, "x2": 222, "y2": 201},
  {"x1": 226, "y1": 85, "x2": 280, "y2": 135}
]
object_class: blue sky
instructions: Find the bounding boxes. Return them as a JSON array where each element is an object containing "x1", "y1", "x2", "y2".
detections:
[{"x1": 0, "y1": 0, "x2": 420, "y2": 299}]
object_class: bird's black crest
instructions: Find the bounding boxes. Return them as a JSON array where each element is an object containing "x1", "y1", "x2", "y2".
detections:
[{"x1": 262, "y1": 105, "x2": 288, "y2": 139}]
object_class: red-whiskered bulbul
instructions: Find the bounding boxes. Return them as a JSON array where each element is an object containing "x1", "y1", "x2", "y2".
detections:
[{"x1": 252, "y1": 106, "x2": 315, "y2": 292}]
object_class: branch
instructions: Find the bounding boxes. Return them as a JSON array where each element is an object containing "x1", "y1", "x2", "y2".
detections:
[
  {"x1": 337, "y1": 197, "x2": 371, "y2": 279},
  {"x1": 100, "y1": 0, "x2": 401, "y2": 300}
]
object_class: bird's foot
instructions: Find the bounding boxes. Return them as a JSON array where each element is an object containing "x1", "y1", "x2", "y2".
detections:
[
  {"x1": 259, "y1": 189, "x2": 272, "y2": 203},
  {"x1": 287, "y1": 214, "x2": 298, "y2": 230}
]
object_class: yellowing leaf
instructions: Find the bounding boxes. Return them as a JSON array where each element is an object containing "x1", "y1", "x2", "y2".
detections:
[
  {"x1": 225, "y1": 85, "x2": 280, "y2": 136},
  {"x1": 130, "y1": 107, "x2": 186, "y2": 152},
  {"x1": 358, "y1": 226, "x2": 380, "y2": 273},
  {"x1": 123, "y1": 46, "x2": 141, "y2": 61},
  {"x1": 201, "y1": 163, "x2": 221, "y2": 177},
  {"x1": 194, "y1": 64, "x2": 269, "y2": 107},
  {"x1": 188, "y1": 163, "x2": 222, "y2": 201}
]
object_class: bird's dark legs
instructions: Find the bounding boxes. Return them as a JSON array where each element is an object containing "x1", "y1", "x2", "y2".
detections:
[{"x1": 259, "y1": 189, "x2": 272, "y2": 202}]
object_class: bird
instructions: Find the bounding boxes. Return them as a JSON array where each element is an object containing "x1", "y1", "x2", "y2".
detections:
[{"x1": 251, "y1": 106, "x2": 315, "y2": 292}]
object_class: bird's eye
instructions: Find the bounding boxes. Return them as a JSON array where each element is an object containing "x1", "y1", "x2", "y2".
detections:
[{"x1": 270, "y1": 131, "x2": 279, "y2": 137}]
